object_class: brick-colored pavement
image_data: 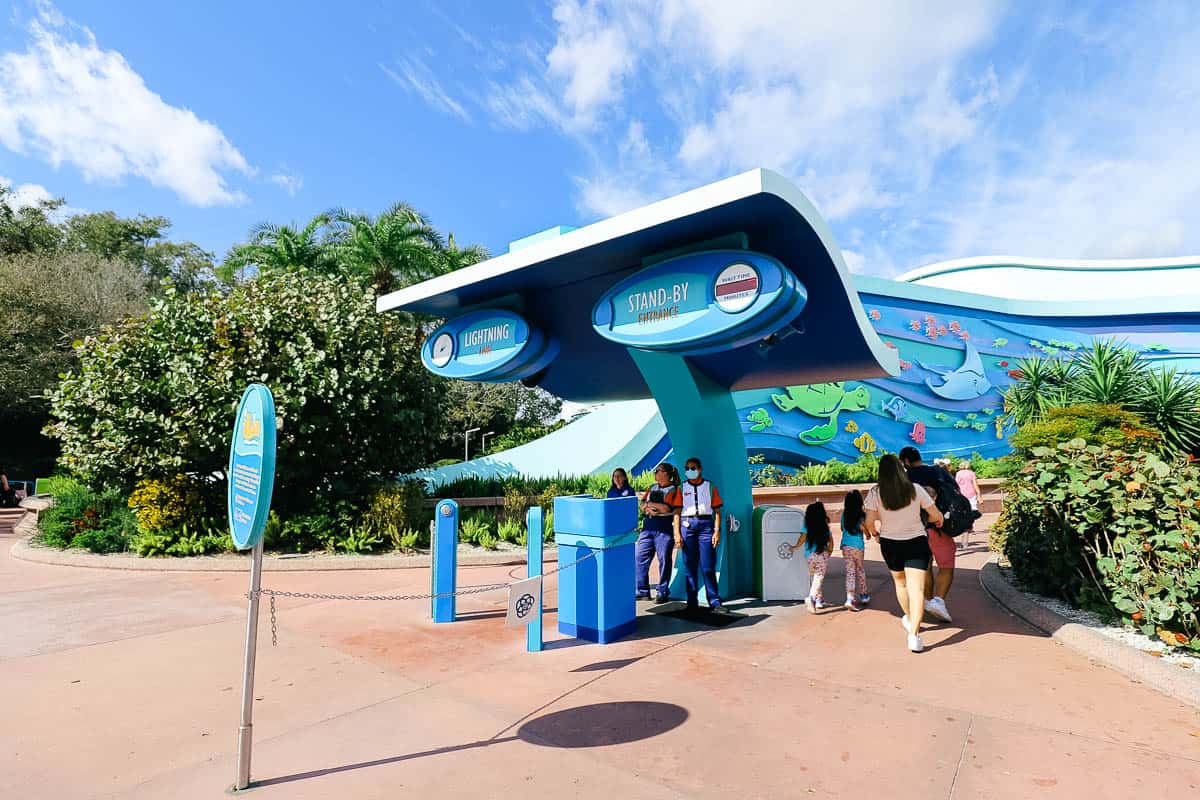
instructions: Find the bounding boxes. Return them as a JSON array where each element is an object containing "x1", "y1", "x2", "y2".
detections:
[{"x1": 2, "y1": 526, "x2": 1198, "y2": 799}]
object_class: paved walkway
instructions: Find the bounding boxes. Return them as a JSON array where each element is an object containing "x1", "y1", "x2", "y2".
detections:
[{"x1": 2, "y1": 524, "x2": 1198, "y2": 799}]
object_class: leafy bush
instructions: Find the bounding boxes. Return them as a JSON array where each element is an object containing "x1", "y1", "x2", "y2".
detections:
[
  {"x1": 800, "y1": 463, "x2": 832, "y2": 486},
  {"x1": 459, "y1": 513, "x2": 493, "y2": 546},
  {"x1": 46, "y1": 271, "x2": 446, "y2": 518},
  {"x1": 37, "y1": 478, "x2": 138, "y2": 554},
  {"x1": 844, "y1": 454, "x2": 882, "y2": 484},
  {"x1": 134, "y1": 518, "x2": 228, "y2": 557},
  {"x1": 127, "y1": 475, "x2": 206, "y2": 532},
  {"x1": 1010, "y1": 404, "x2": 1159, "y2": 454},
  {"x1": 498, "y1": 518, "x2": 523, "y2": 544},
  {"x1": 357, "y1": 479, "x2": 428, "y2": 549},
  {"x1": 995, "y1": 439, "x2": 1200, "y2": 651}
]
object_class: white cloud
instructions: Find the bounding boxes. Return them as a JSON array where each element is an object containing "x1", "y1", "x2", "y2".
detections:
[
  {"x1": 0, "y1": 8, "x2": 251, "y2": 206},
  {"x1": 0, "y1": 175, "x2": 53, "y2": 209},
  {"x1": 414, "y1": 4, "x2": 1200, "y2": 268},
  {"x1": 268, "y1": 172, "x2": 303, "y2": 198},
  {"x1": 381, "y1": 59, "x2": 472, "y2": 122}
]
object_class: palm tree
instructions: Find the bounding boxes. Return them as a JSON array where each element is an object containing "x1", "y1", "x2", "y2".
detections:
[
  {"x1": 327, "y1": 203, "x2": 445, "y2": 293},
  {"x1": 1132, "y1": 368, "x2": 1200, "y2": 456},
  {"x1": 440, "y1": 232, "x2": 489, "y2": 275},
  {"x1": 223, "y1": 213, "x2": 335, "y2": 280}
]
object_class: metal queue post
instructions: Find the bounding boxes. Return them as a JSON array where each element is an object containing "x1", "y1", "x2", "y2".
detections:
[
  {"x1": 526, "y1": 505, "x2": 544, "y2": 652},
  {"x1": 226, "y1": 384, "x2": 278, "y2": 793}
]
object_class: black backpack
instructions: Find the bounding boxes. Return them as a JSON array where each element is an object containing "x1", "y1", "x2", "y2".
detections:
[{"x1": 915, "y1": 466, "x2": 977, "y2": 538}]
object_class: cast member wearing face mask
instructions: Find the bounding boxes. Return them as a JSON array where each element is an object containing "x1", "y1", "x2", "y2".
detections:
[{"x1": 667, "y1": 457, "x2": 726, "y2": 614}]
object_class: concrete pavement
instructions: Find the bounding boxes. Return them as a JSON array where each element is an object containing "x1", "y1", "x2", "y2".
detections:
[{"x1": 2, "y1": 526, "x2": 1198, "y2": 799}]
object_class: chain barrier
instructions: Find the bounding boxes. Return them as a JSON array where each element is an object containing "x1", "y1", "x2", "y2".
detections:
[{"x1": 252, "y1": 545, "x2": 605, "y2": 646}]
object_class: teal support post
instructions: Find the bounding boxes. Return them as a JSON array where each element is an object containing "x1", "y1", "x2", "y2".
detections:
[
  {"x1": 627, "y1": 349, "x2": 755, "y2": 602},
  {"x1": 432, "y1": 499, "x2": 458, "y2": 623},
  {"x1": 526, "y1": 505, "x2": 544, "y2": 652}
]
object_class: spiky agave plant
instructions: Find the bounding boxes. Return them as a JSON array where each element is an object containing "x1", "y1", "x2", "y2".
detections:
[
  {"x1": 1069, "y1": 339, "x2": 1146, "y2": 406},
  {"x1": 1133, "y1": 368, "x2": 1200, "y2": 456},
  {"x1": 1002, "y1": 355, "x2": 1075, "y2": 426}
]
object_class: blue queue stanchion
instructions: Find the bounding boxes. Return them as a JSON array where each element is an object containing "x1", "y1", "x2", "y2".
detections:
[
  {"x1": 526, "y1": 505, "x2": 544, "y2": 652},
  {"x1": 432, "y1": 499, "x2": 458, "y2": 623}
]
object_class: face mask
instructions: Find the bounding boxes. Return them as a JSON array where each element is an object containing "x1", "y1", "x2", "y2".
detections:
[{"x1": 685, "y1": 468, "x2": 700, "y2": 480}]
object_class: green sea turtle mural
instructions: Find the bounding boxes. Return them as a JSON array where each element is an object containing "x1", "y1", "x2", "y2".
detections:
[
  {"x1": 746, "y1": 408, "x2": 773, "y2": 432},
  {"x1": 771, "y1": 382, "x2": 871, "y2": 445}
]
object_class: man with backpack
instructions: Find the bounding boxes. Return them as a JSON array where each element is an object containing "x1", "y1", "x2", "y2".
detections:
[{"x1": 899, "y1": 447, "x2": 973, "y2": 624}]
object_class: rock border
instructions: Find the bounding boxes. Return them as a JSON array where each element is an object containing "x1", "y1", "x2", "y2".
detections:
[
  {"x1": 9, "y1": 510, "x2": 549, "y2": 572},
  {"x1": 979, "y1": 558, "x2": 1200, "y2": 710}
]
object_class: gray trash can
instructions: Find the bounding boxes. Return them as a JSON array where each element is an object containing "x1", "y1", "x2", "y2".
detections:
[{"x1": 753, "y1": 505, "x2": 811, "y2": 601}]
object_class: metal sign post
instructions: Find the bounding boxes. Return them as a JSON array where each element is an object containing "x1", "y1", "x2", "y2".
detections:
[
  {"x1": 526, "y1": 505, "x2": 544, "y2": 652},
  {"x1": 235, "y1": 539, "x2": 264, "y2": 790},
  {"x1": 226, "y1": 384, "x2": 277, "y2": 793}
]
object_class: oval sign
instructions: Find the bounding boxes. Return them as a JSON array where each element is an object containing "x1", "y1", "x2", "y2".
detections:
[
  {"x1": 421, "y1": 309, "x2": 558, "y2": 382},
  {"x1": 592, "y1": 250, "x2": 807, "y2": 355},
  {"x1": 227, "y1": 384, "x2": 277, "y2": 551}
]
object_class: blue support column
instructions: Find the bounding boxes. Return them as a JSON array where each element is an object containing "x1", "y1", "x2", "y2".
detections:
[
  {"x1": 526, "y1": 505, "x2": 544, "y2": 652},
  {"x1": 432, "y1": 499, "x2": 458, "y2": 623},
  {"x1": 627, "y1": 349, "x2": 755, "y2": 602}
]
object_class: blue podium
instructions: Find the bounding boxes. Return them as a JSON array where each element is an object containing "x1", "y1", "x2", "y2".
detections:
[{"x1": 554, "y1": 495, "x2": 638, "y2": 644}]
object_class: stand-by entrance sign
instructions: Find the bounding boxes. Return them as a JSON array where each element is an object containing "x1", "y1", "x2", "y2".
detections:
[{"x1": 228, "y1": 383, "x2": 277, "y2": 550}]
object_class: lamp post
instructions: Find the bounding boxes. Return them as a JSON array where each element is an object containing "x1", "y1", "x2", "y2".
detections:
[
  {"x1": 480, "y1": 430, "x2": 495, "y2": 453},
  {"x1": 464, "y1": 427, "x2": 481, "y2": 461}
]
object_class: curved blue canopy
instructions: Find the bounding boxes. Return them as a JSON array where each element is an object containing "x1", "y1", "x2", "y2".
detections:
[{"x1": 378, "y1": 169, "x2": 899, "y2": 403}]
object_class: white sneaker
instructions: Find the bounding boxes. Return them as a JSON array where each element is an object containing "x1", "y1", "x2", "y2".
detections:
[
  {"x1": 901, "y1": 614, "x2": 912, "y2": 633},
  {"x1": 805, "y1": 596, "x2": 816, "y2": 614},
  {"x1": 844, "y1": 597, "x2": 859, "y2": 611},
  {"x1": 925, "y1": 597, "x2": 953, "y2": 623},
  {"x1": 907, "y1": 633, "x2": 924, "y2": 653}
]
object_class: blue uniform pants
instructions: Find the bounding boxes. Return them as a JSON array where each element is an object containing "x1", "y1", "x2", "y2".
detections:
[
  {"x1": 635, "y1": 528, "x2": 674, "y2": 598},
  {"x1": 681, "y1": 518, "x2": 721, "y2": 608}
]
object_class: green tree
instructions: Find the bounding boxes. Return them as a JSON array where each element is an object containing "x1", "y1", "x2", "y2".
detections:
[
  {"x1": 45, "y1": 271, "x2": 446, "y2": 516},
  {"x1": 220, "y1": 213, "x2": 335, "y2": 283},
  {"x1": 61, "y1": 212, "x2": 215, "y2": 290},
  {"x1": 0, "y1": 185, "x2": 64, "y2": 255},
  {"x1": 0, "y1": 251, "x2": 149, "y2": 475},
  {"x1": 328, "y1": 203, "x2": 445, "y2": 293},
  {"x1": 438, "y1": 381, "x2": 563, "y2": 461}
]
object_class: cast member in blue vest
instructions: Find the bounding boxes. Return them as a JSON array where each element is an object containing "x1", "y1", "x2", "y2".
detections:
[
  {"x1": 606, "y1": 467, "x2": 635, "y2": 498},
  {"x1": 669, "y1": 457, "x2": 728, "y2": 614},
  {"x1": 636, "y1": 462, "x2": 679, "y2": 603}
]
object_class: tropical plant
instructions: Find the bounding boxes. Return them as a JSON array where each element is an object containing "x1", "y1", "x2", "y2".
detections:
[
  {"x1": 1009, "y1": 404, "x2": 1159, "y2": 454},
  {"x1": 1131, "y1": 368, "x2": 1200, "y2": 456},
  {"x1": 36, "y1": 477, "x2": 137, "y2": 553},
  {"x1": 1003, "y1": 339, "x2": 1200, "y2": 456},
  {"x1": 222, "y1": 213, "x2": 335, "y2": 281},
  {"x1": 327, "y1": 203, "x2": 444, "y2": 293},
  {"x1": 994, "y1": 439, "x2": 1200, "y2": 652}
]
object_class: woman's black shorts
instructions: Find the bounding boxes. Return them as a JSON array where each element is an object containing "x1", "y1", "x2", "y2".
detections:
[{"x1": 879, "y1": 535, "x2": 931, "y2": 572}]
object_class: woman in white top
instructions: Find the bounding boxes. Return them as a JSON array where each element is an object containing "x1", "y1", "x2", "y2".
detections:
[{"x1": 864, "y1": 454, "x2": 943, "y2": 653}]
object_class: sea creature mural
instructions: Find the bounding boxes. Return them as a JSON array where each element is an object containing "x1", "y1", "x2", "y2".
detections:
[
  {"x1": 909, "y1": 421, "x2": 926, "y2": 445},
  {"x1": 921, "y1": 340, "x2": 993, "y2": 400},
  {"x1": 844, "y1": 420, "x2": 859, "y2": 433},
  {"x1": 747, "y1": 408, "x2": 773, "y2": 432},
  {"x1": 772, "y1": 382, "x2": 872, "y2": 445},
  {"x1": 853, "y1": 432, "x2": 878, "y2": 453},
  {"x1": 899, "y1": 359, "x2": 912, "y2": 370},
  {"x1": 881, "y1": 396, "x2": 908, "y2": 420},
  {"x1": 992, "y1": 337, "x2": 1009, "y2": 347},
  {"x1": 964, "y1": 412, "x2": 978, "y2": 420},
  {"x1": 910, "y1": 320, "x2": 922, "y2": 332},
  {"x1": 971, "y1": 422, "x2": 988, "y2": 432},
  {"x1": 953, "y1": 420, "x2": 970, "y2": 429},
  {"x1": 995, "y1": 416, "x2": 1006, "y2": 439},
  {"x1": 933, "y1": 412, "x2": 950, "y2": 422},
  {"x1": 869, "y1": 309, "x2": 881, "y2": 321},
  {"x1": 981, "y1": 407, "x2": 995, "y2": 415},
  {"x1": 1145, "y1": 343, "x2": 1170, "y2": 352}
]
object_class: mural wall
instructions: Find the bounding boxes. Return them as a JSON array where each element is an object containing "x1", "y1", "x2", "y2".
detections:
[{"x1": 729, "y1": 290, "x2": 1200, "y2": 467}]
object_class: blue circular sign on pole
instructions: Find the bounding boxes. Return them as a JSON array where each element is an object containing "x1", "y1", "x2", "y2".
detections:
[{"x1": 227, "y1": 384, "x2": 277, "y2": 551}]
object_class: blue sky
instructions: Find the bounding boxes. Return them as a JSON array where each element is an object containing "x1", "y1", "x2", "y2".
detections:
[{"x1": 3, "y1": 1, "x2": 1200, "y2": 276}]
